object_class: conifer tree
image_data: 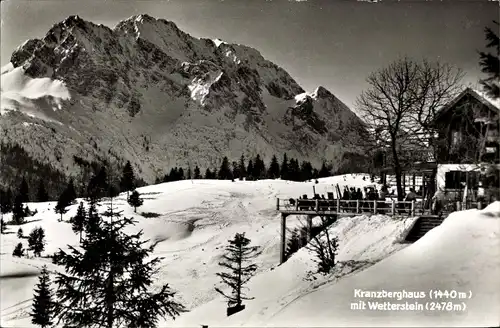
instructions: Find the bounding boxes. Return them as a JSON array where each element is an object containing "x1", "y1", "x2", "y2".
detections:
[
  {"x1": 300, "y1": 161, "x2": 313, "y2": 181},
  {"x1": 239, "y1": 155, "x2": 246, "y2": 180},
  {"x1": 246, "y1": 160, "x2": 254, "y2": 181},
  {"x1": 179, "y1": 167, "x2": 185, "y2": 180},
  {"x1": 319, "y1": 161, "x2": 330, "y2": 178},
  {"x1": 288, "y1": 158, "x2": 300, "y2": 181},
  {"x1": 280, "y1": 153, "x2": 289, "y2": 180},
  {"x1": 31, "y1": 265, "x2": 55, "y2": 328},
  {"x1": 205, "y1": 168, "x2": 212, "y2": 179},
  {"x1": 13, "y1": 242, "x2": 24, "y2": 257},
  {"x1": 72, "y1": 202, "x2": 86, "y2": 242},
  {"x1": 193, "y1": 165, "x2": 201, "y2": 179},
  {"x1": 479, "y1": 21, "x2": 500, "y2": 99},
  {"x1": 28, "y1": 227, "x2": 46, "y2": 257},
  {"x1": 36, "y1": 180, "x2": 50, "y2": 202},
  {"x1": 215, "y1": 233, "x2": 259, "y2": 312},
  {"x1": 65, "y1": 178, "x2": 77, "y2": 204},
  {"x1": 252, "y1": 154, "x2": 266, "y2": 179},
  {"x1": 0, "y1": 188, "x2": 13, "y2": 213},
  {"x1": 232, "y1": 161, "x2": 240, "y2": 180},
  {"x1": 17, "y1": 227, "x2": 23, "y2": 239},
  {"x1": 0, "y1": 218, "x2": 6, "y2": 234},
  {"x1": 53, "y1": 205, "x2": 186, "y2": 327},
  {"x1": 268, "y1": 155, "x2": 280, "y2": 179},
  {"x1": 120, "y1": 161, "x2": 136, "y2": 197},
  {"x1": 128, "y1": 190, "x2": 144, "y2": 213},
  {"x1": 87, "y1": 166, "x2": 108, "y2": 204},
  {"x1": 218, "y1": 157, "x2": 232, "y2": 180},
  {"x1": 12, "y1": 195, "x2": 26, "y2": 225},
  {"x1": 54, "y1": 190, "x2": 70, "y2": 221},
  {"x1": 187, "y1": 167, "x2": 192, "y2": 180},
  {"x1": 168, "y1": 167, "x2": 177, "y2": 182},
  {"x1": 85, "y1": 203, "x2": 100, "y2": 236},
  {"x1": 19, "y1": 177, "x2": 30, "y2": 203}
]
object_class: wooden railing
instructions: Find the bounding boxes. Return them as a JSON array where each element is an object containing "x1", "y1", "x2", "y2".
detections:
[{"x1": 276, "y1": 198, "x2": 485, "y2": 216}]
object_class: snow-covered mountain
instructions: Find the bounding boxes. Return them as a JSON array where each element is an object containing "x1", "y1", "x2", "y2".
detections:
[{"x1": 0, "y1": 14, "x2": 366, "y2": 185}]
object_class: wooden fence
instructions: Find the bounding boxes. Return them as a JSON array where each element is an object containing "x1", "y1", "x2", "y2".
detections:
[{"x1": 276, "y1": 198, "x2": 485, "y2": 217}]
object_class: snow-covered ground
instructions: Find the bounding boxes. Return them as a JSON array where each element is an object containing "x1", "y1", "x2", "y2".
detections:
[{"x1": 1, "y1": 174, "x2": 499, "y2": 327}]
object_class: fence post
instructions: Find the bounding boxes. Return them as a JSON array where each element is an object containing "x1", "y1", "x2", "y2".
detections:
[
  {"x1": 456, "y1": 201, "x2": 461, "y2": 211},
  {"x1": 295, "y1": 199, "x2": 299, "y2": 211},
  {"x1": 391, "y1": 199, "x2": 395, "y2": 216},
  {"x1": 356, "y1": 199, "x2": 360, "y2": 214},
  {"x1": 478, "y1": 201, "x2": 482, "y2": 210},
  {"x1": 411, "y1": 200, "x2": 415, "y2": 217},
  {"x1": 336, "y1": 198, "x2": 340, "y2": 213},
  {"x1": 373, "y1": 200, "x2": 377, "y2": 214},
  {"x1": 276, "y1": 198, "x2": 280, "y2": 211},
  {"x1": 315, "y1": 199, "x2": 319, "y2": 212},
  {"x1": 280, "y1": 214, "x2": 287, "y2": 264}
]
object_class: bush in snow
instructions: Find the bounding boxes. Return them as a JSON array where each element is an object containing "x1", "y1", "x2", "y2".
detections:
[
  {"x1": 52, "y1": 202, "x2": 186, "y2": 327},
  {"x1": 215, "y1": 232, "x2": 259, "y2": 316},
  {"x1": 28, "y1": 227, "x2": 46, "y2": 257},
  {"x1": 141, "y1": 211, "x2": 161, "y2": 218},
  {"x1": 127, "y1": 189, "x2": 144, "y2": 213},
  {"x1": 17, "y1": 227, "x2": 23, "y2": 239},
  {"x1": 13, "y1": 242, "x2": 24, "y2": 257},
  {"x1": 31, "y1": 265, "x2": 56, "y2": 328},
  {"x1": 286, "y1": 228, "x2": 301, "y2": 259}
]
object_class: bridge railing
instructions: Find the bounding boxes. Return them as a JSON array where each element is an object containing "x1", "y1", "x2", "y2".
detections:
[{"x1": 277, "y1": 198, "x2": 486, "y2": 216}]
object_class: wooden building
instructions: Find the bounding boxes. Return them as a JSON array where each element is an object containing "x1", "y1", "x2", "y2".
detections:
[{"x1": 377, "y1": 88, "x2": 500, "y2": 205}]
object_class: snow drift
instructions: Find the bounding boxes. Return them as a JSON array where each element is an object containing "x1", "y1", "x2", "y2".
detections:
[{"x1": 189, "y1": 202, "x2": 500, "y2": 327}]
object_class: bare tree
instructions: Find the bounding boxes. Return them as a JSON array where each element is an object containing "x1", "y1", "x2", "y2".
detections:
[
  {"x1": 305, "y1": 216, "x2": 339, "y2": 275},
  {"x1": 356, "y1": 57, "x2": 463, "y2": 200}
]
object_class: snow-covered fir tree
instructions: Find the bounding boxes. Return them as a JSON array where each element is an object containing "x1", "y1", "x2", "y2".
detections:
[
  {"x1": 28, "y1": 227, "x2": 46, "y2": 257},
  {"x1": 120, "y1": 160, "x2": 136, "y2": 197},
  {"x1": 53, "y1": 203, "x2": 186, "y2": 327},
  {"x1": 31, "y1": 265, "x2": 55, "y2": 328},
  {"x1": 54, "y1": 190, "x2": 70, "y2": 221},
  {"x1": 71, "y1": 202, "x2": 86, "y2": 242},
  {"x1": 127, "y1": 189, "x2": 144, "y2": 213},
  {"x1": 215, "y1": 233, "x2": 259, "y2": 313}
]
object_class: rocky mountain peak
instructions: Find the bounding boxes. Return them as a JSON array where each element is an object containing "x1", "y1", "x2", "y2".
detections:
[{"x1": 1, "y1": 14, "x2": 366, "y2": 187}]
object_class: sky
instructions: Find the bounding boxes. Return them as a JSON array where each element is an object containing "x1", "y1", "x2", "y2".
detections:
[{"x1": 1, "y1": 0, "x2": 498, "y2": 109}]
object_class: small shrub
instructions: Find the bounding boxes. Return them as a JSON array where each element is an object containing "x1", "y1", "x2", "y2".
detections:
[
  {"x1": 141, "y1": 212, "x2": 161, "y2": 218},
  {"x1": 13, "y1": 242, "x2": 24, "y2": 257}
]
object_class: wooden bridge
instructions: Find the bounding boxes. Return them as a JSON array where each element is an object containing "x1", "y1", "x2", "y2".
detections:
[{"x1": 275, "y1": 197, "x2": 485, "y2": 264}]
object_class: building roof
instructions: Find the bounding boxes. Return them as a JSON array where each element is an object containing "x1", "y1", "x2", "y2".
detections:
[{"x1": 434, "y1": 87, "x2": 500, "y2": 122}]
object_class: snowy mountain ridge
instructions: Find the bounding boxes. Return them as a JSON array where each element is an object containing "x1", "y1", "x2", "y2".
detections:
[{"x1": 0, "y1": 14, "x2": 366, "y2": 186}]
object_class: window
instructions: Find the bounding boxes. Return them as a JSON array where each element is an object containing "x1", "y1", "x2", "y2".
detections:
[
  {"x1": 451, "y1": 131, "x2": 462, "y2": 148},
  {"x1": 444, "y1": 171, "x2": 479, "y2": 189}
]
